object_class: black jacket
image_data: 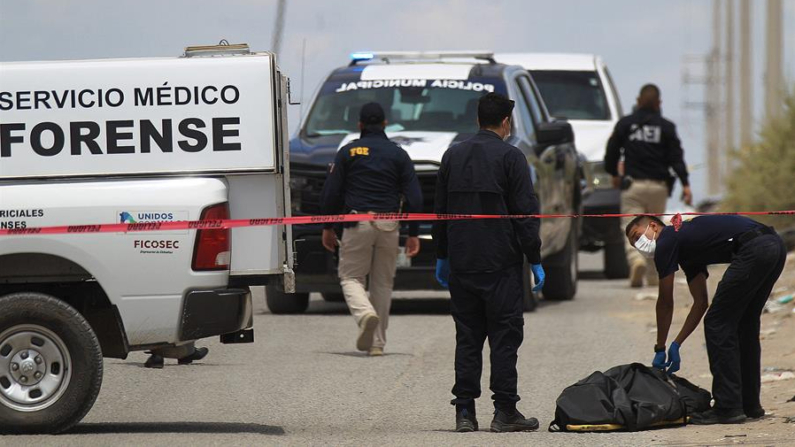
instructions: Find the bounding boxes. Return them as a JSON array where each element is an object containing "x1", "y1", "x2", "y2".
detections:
[
  {"x1": 433, "y1": 130, "x2": 541, "y2": 272},
  {"x1": 604, "y1": 108, "x2": 689, "y2": 187},
  {"x1": 320, "y1": 128, "x2": 422, "y2": 236}
]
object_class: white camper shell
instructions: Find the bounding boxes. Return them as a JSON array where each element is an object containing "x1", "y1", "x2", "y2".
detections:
[{"x1": 0, "y1": 44, "x2": 293, "y2": 434}]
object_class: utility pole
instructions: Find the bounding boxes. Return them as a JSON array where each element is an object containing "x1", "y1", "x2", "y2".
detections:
[
  {"x1": 724, "y1": 0, "x2": 735, "y2": 180},
  {"x1": 271, "y1": 0, "x2": 287, "y2": 56},
  {"x1": 764, "y1": 0, "x2": 784, "y2": 121},
  {"x1": 706, "y1": 0, "x2": 722, "y2": 196},
  {"x1": 739, "y1": 0, "x2": 752, "y2": 149}
]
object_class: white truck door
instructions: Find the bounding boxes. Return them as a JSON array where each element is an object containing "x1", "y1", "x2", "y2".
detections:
[{"x1": 228, "y1": 65, "x2": 294, "y2": 289}]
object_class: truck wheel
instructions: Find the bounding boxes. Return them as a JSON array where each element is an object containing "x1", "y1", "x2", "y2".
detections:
[
  {"x1": 321, "y1": 293, "x2": 345, "y2": 303},
  {"x1": 521, "y1": 261, "x2": 538, "y2": 313},
  {"x1": 603, "y1": 240, "x2": 629, "y2": 279},
  {"x1": 542, "y1": 225, "x2": 578, "y2": 301},
  {"x1": 0, "y1": 292, "x2": 103, "y2": 434},
  {"x1": 265, "y1": 285, "x2": 309, "y2": 314}
]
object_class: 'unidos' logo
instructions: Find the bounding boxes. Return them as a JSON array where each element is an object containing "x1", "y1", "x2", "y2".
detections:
[{"x1": 119, "y1": 212, "x2": 137, "y2": 224}]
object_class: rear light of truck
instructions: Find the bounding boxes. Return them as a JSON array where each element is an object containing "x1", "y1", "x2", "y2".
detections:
[{"x1": 192, "y1": 203, "x2": 231, "y2": 271}]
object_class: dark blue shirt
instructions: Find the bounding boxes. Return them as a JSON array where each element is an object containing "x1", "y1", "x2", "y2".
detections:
[
  {"x1": 654, "y1": 215, "x2": 763, "y2": 282},
  {"x1": 320, "y1": 128, "x2": 422, "y2": 236},
  {"x1": 433, "y1": 130, "x2": 542, "y2": 272}
]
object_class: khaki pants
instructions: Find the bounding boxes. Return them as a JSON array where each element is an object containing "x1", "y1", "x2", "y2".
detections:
[
  {"x1": 620, "y1": 179, "x2": 668, "y2": 280},
  {"x1": 338, "y1": 221, "x2": 399, "y2": 349}
]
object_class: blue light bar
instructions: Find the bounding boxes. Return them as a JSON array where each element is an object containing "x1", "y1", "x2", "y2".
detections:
[{"x1": 350, "y1": 52, "x2": 374, "y2": 61}]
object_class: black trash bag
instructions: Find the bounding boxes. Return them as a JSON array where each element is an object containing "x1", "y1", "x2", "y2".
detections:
[{"x1": 550, "y1": 363, "x2": 711, "y2": 432}]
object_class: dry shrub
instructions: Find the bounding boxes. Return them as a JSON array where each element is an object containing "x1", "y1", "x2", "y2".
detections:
[{"x1": 722, "y1": 89, "x2": 795, "y2": 232}]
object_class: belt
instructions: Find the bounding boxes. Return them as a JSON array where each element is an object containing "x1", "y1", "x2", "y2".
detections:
[
  {"x1": 733, "y1": 226, "x2": 776, "y2": 253},
  {"x1": 631, "y1": 178, "x2": 667, "y2": 184}
]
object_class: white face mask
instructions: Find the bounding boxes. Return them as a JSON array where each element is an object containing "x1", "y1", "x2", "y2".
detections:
[{"x1": 634, "y1": 224, "x2": 657, "y2": 259}]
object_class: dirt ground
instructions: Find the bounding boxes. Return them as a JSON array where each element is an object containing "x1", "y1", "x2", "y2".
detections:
[{"x1": 615, "y1": 251, "x2": 795, "y2": 446}]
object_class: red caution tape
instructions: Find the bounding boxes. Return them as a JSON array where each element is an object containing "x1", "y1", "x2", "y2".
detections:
[{"x1": 1, "y1": 210, "x2": 794, "y2": 237}]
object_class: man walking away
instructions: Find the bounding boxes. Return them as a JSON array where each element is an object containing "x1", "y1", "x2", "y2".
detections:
[
  {"x1": 605, "y1": 84, "x2": 693, "y2": 288},
  {"x1": 433, "y1": 93, "x2": 545, "y2": 433},
  {"x1": 320, "y1": 102, "x2": 422, "y2": 356},
  {"x1": 625, "y1": 214, "x2": 786, "y2": 424}
]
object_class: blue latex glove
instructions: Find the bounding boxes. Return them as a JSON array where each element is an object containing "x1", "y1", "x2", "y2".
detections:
[
  {"x1": 652, "y1": 349, "x2": 667, "y2": 370},
  {"x1": 666, "y1": 342, "x2": 681, "y2": 374},
  {"x1": 435, "y1": 259, "x2": 450, "y2": 289},
  {"x1": 531, "y1": 264, "x2": 545, "y2": 292}
]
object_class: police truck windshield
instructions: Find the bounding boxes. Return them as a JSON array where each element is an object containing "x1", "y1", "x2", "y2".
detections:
[
  {"x1": 530, "y1": 70, "x2": 610, "y2": 121},
  {"x1": 304, "y1": 78, "x2": 506, "y2": 136}
]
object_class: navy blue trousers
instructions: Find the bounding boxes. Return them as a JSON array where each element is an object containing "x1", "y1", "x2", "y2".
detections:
[
  {"x1": 705, "y1": 234, "x2": 786, "y2": 411},
  {"x1": 450, "y1": 264, "x2": 524, "y2": 412}
]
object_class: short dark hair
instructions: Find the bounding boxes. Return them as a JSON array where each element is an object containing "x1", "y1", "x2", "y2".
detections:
[
  {"x1": 478, "y1": 93, "x2": 514, "y2": 128},
  {"x1": 625, "y1": 215, "x2": 666, "y2": 237},
  {"x1": 639, "y1": 83, "x2": 660, "y2": 101}
]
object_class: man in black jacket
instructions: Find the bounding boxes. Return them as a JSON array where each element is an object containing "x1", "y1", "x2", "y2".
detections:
[
  {"x1": 433, "y1": 93, "x2": 544, "y2": 433},
  {"x1": 320, "y1": 102, "x2": 422, "y2": 356},
  {"x1": 605, "y1": 84, "x2": 692, "y2": 288}
]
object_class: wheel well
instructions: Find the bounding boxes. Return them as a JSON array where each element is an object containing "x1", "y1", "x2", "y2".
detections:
[{"x1": 0, "y1": 253, "x2": 129, "y2": 359}]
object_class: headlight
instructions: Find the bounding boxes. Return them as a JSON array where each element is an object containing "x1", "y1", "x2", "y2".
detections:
[
  {"x1": 289, "y1": 177, "x2": 308, "y2": 213},
  {"x1": 589, "y1": 161, "x2": 613, "y2": 190}
]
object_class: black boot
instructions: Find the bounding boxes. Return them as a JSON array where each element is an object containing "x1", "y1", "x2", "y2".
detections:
[
  {"x1": 144, "y1": 354, "x2": 164, "y2": 369},
  {"x1": 744, "y1": 406, "x2": 765, "y2": 419},
  {"x1": 690, "y1": 408, "x2": 746, "y2": 425},
  {"x1": 490, "y1": 408, "x2": 539, "y2": 433},
  {"x1": 178, "y1": 347, "x2": 209, "y2": 365},
  {"x1": 455, "y1": 406, "x2": 478, "y2": 433}
]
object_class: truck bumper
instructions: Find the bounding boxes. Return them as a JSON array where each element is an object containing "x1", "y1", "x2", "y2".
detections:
[
  {"x1": 580, "y1": 188, "x2": 623, "y2": 251},
  {"x1": 180, "y1": 288, "x2": 253, "y2": 341}
]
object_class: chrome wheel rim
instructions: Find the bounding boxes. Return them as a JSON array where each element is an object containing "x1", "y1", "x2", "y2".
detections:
[{"x1": 0, "y1": 325, "x2": 72, "y2": 412}]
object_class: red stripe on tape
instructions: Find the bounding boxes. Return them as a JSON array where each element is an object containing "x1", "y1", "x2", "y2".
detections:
[{"x1": 1, "y1": 210, "x2": 794, "y2": 237}]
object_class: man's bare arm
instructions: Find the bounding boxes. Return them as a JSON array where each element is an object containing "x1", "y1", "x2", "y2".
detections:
[
  {"x1": 655, "y1": 274, "x2": 675, "y2": 349},
  {"x1": 673, "y1": 273, "x2": 709, "y2": 345}
]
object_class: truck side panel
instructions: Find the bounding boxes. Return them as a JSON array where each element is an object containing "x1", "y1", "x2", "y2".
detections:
[{"x1": 0, "y1": 178, "x2": 228, "y2": 346}]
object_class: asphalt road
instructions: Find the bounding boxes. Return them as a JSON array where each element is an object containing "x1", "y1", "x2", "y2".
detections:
[{"x1": 2, "y1": 254, "x2": 771, "y2": 446}]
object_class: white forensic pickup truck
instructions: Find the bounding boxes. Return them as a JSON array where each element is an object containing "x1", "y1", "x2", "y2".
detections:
[{"x1": 0, "y1": 44, "x2": 293, "y2": 433}]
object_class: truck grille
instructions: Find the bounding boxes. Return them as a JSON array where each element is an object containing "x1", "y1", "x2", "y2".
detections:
[{"x1": 417, "y1": 172, "x2": 438, "y2": 213}]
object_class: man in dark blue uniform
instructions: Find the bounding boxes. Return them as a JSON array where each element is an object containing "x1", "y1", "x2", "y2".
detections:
[
  {"x1": 320, "y1": 102, "x2": 422, "y2": 356},
  {"x1": 605, "y1": 84, "x2": 693, "y2": 288},
  {"x1": 433, "y1": 93, "x2": 545, "y2": 433},
  {"x1": 625, "y1": 214, "x2": 786, "y2": 424}
]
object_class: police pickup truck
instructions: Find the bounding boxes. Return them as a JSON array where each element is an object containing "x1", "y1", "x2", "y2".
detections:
[
  {"x1": 269, "y1": 51, "x2": 581, "y2": 314},
  {"x1": 496, "y1": 53, "x2": 629, "y2": 279},
  {"x1": 0, "y1": 44, "x2": 293, "y2": 433}
]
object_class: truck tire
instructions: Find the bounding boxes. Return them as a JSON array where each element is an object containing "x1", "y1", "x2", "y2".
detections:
[
  {"x1": 265, "y1": 285, "x2": 310, "y2": 314},
  {"x1": 321, "y1": 293, "x2": 345, "y2": 303},
  {"x1": 603, "y1": 240, "x2": 629, "y2": 279},
  {"x1": 0, "y1": 292, "x2": 103, "y2": 434},
  {"x1": 542, "y1": 225, "x2": 578, "y2": 301},
  {"x1": 521, "y1": 260, "x2": 538, "y2": 313}
]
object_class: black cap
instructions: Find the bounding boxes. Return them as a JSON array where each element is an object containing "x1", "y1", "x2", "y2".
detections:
[{"x1": 359, "y1": 102, "x2": 385, "y2": 125}]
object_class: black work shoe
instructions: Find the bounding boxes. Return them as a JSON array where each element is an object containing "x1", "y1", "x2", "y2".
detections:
[
  {"x1": 490, "y1": 409, "x2": 540, "y2": 433},
  {"x1": 455, "y1": 407, "x2": 478, "y2": 432},
  {"x1": 744, "y1": 407, "x2": 765, "y2": 419},
  {"x1": 690, "y1": 408, "x2": 746, "y2": 425},
  {"x1": 144, "y1": 354, "x2": 164, "y2": 369},
  {"x1": 178, "y1": 347, "x2": 209, "y2": 365}
]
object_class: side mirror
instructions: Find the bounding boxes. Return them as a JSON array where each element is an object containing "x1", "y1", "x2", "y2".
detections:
[{"x1": 536, "y1": 121, "x2": 574, "y2": 146}]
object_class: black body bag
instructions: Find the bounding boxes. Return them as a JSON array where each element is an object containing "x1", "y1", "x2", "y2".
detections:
[{"x1": 549, "y1": 363, "x2": 711, "y2": 432}]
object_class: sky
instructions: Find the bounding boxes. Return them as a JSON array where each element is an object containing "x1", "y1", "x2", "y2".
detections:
[{"x1": 1, "y1": 0, "x2": 794, "y2": 203}]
